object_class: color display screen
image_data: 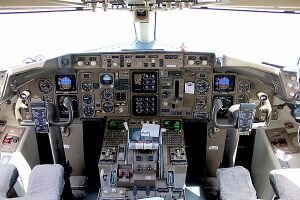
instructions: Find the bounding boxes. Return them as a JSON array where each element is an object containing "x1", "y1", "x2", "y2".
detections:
[
  {"x1": 214, "y1": 75, "x2": 235, "y2": 92},
  {"x1": 108, "y1": 120, "x2": 125, "y2": 130},
  {"x1": 163, "y1": 120, "x2": 181, "y2": 130},
  {"x1": 55, "y1": 75, "x2": 76, "y2": 92}
]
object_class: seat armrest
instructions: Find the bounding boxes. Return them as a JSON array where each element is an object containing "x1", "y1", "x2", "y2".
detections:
[
  {"x1": 269, "y1": 168, "x2": 300, "y2": 200},
  {"x1": 0, "y1": 164, "x2": 19, "y2": 198},
  {"x1": 217, "y1": 166, "x2": 257, "y2": 200}
]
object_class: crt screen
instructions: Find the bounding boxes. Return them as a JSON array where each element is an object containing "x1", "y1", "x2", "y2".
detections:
[
  {"x1": 55, "y1": 75, "x2": 76, "y2": 92},
  {"x1": 214, "y1": 75, "x2": 235, "y2": 92}
]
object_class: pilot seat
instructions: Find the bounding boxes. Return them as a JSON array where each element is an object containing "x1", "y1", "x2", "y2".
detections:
[{"x1": 0, "y1": 164, "x2": 64, "y2": 200}]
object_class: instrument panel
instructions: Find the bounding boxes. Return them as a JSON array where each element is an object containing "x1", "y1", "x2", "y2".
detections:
[{"x1": 20, "y1": 51, "x2": 274, "y2": 120}]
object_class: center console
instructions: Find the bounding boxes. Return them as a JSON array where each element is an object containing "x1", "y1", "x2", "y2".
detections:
[{"x1": 98, "y1": 119, "x2": 186, "y2": 199}]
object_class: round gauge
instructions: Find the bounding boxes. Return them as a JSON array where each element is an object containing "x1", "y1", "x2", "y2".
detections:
[
  {"x1": 239, "y1": 80, "x2": 251, "y2": 92},
  {"x1": 162, "y1": 90, "x2": 171, "y2": 99},
  {"x1": 238, "y1": 93, "x2": 249, "y2": 103},
  {"x1": 100, "y1": 74, "x2": 113, "y2": 85},
  {"x1": 39, "y1": 79, "x2": 52, "y2": 93},
  {"x1": 195, "y1": 79, "x2": 210, "y2": 93},
  {"x1": 196, "y1": 98, "x2": 206, "y2": 109},
  {"x1": 82, "y1": 81, "x2": 93, "y2": 91},
  {"x1": 103, "y1": 102, "x2": 113, "y2": 113},
  {"x1": 83, "y1": 106, "x2": 95, "y2": 117},
  {"x1": 101, "y1": 89, "x2": 113, "y2": 100},
  {"x1": 83, "y1": 93, "x2": 93, "y2": 104}
]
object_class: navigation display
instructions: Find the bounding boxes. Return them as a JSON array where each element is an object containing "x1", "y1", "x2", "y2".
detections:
[
  {"x1": 214, "y1": 75, "x2": 235, "y2": 92},
  {"x1": 132, "y1": 71, "x2": 158, "y2": 93},
  {"x1": 55, "y1": 75, "x2": 76, "y2": 92}
]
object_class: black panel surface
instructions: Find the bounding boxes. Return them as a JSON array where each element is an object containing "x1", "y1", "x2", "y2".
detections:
[
  {"x1": 183, "y1": 120, "x2": 207, "y2": 185},
  {"x1": 83, "y1": 119, "x2": 105, "y2": 187}
]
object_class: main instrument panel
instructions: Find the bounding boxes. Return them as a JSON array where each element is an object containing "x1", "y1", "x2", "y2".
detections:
[
  {"x1": 21, "y1": 51, "x2": 274, "y2": 121},
  {"x1": 14, "y1": 51, "x2": 285, "y2": 200}
]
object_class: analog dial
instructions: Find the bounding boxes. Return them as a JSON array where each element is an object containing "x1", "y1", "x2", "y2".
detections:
[
  {"x1": 103, "y1": 102, "x2": 113, "y2": 113},
  {"x1": 83, "y1": 93, "x2": 93, "y2": 104},
  {"x1": 101, "y1": 89, "x2": 113, "y2": 100},
  {"x1": 239, "y1": 80, "x2": 251, "y2": 92},
  {"x1": 82, "y1": 81, "x2": 93, "y2": 91},
  {"x1": 195, "y1": 79, "x2": 210, "y2": 93},
  {"x1": 196, "y1": 97, "x2": 206, "y2": 109},
  {"x1": 39, "y1": 79, "x2": 52, "y2": 93},
  {"x1": 100, "y1": 74, "x2": 113, "y2": 85},
  {"x1": 83, "y1": 106, "x2": 95, "y2": 117}
]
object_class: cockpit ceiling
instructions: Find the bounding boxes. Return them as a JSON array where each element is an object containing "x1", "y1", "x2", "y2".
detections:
[
  {"x1": 1, "y1": 0, "x2": 300, "y2": 12},
  {"x1": 0, "y1": 0, "x2": 85, "y2": 9}
]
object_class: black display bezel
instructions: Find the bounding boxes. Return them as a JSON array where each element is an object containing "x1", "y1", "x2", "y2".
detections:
[
  {"x1": 213, "y1": 75, "x2": 235, "y2": 92},
  {"x1": 132, "y1": 95, "x2": 158, "y2": 116}
]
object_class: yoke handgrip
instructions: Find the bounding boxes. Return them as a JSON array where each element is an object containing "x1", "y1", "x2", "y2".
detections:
[
  {"x1": 212, "y1": 99, "x2": 236, "y2": 129},
  {"x1": 252, "y1": 92, "x2": 272, "y2": 129},
  {"x1": 51, "y1": 97, "x2": 74, "y2": 127},
  {"x1": 15, "y1": 92, "x2": 74, "y2": 127},
  {"x1": 15, "y1": 91, "x2": 35, "y2": 126}
]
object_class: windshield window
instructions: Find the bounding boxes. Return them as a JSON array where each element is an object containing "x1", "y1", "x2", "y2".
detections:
[
  {"x1": 0, "y1": 9, "x2": 299, "y2": 71},
  {"x1": 0, "y1": 11, "x2": 135, "y2": 69},
  {"x1": 156, "y1": 10, "x2": 300, "y2": 71}
]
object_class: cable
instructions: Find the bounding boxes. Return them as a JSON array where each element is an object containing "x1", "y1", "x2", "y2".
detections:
[{"x1": 297, "y1": 126, "x2": 300, "y2": 145}]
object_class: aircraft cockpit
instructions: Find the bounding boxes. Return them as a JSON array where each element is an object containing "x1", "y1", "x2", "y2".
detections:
[{"x1": 0, "y1": 1, "x2": 300, "y2": 200}]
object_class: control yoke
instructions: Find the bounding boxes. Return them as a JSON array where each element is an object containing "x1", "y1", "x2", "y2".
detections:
[
  {"x1": 15, "y1": 91, "x2": 74, "y2": 127},
  {"x1": 212, "y1": 92, "x2": 272, "y2": 130},
  {"x1": 14, "y1": 91, "x2": 74, "y2": 199}
]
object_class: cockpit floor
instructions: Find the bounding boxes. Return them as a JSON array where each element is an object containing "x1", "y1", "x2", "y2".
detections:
[{"x1": 72, "y1": 186, "x2": 212, "y2": 200}]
